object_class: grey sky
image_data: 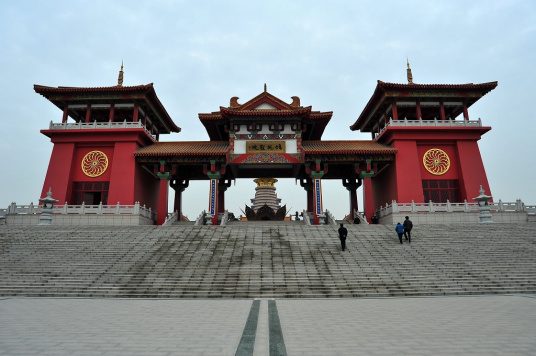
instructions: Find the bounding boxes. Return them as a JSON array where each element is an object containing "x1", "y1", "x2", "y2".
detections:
[{"x1": 1, "y1": 0, "x2": 535, "y2": 219}]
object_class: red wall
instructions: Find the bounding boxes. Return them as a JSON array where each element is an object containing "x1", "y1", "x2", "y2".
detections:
[
  {"x1": 456, "y1": 140, "x2": 492, "y2": 201},
  {"x1": 40, "y1": 129, "x2": 158, "y2": 208},
  {"x1": 40, "y1": 143, "x2": 76, "y2": 203},
  {"x1": 372, "y1": 127, "x2": 491, "y2": 210}
]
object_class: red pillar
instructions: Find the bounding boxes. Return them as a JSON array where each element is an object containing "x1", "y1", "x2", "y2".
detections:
[
  {"x1": 218, "y1": 188, "x2": 225, "y2": 213},
  {"x1": 85, "y1": 104, "x2": 91, "y2": 123},
  {"x1": 109, "y1": 104, "x2": 115, "y2": 122},
  {"x1": 156, "y1": 179, "x2": 168, "y2": 225},
  {"x1": 62, "y1": 106, "x2": 68, "y2": 123},
  {"x1": 440, "y1": 101, "x2": 446, "y2": 120},
  {"x1": 463, "y1": 102, "x2": 469, "y2": 120},
  {"x1": 133, "y1": 104, "x2": 139, "y2": 122},
  {"x1": 416, "y1": 101, "x2": 422, "y2": 120},
  {"x1": 363, "y1": 177, "x2": 374, "y2": 223},
  {"x1": 392, "y1": 102, "x2": 398, "y2": 120}
]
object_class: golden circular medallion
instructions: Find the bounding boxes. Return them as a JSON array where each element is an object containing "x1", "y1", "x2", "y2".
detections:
[
  {"x1": 423, "y1": 148, "x2": 450, "y2": 175},
  {"x1": 81, "y1": 151, "x2": 109, "y2": 177}
]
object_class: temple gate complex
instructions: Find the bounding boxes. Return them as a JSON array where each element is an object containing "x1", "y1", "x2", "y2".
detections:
[{"x1": 34, "y1": 64, "x2": 497, "y2": 225}]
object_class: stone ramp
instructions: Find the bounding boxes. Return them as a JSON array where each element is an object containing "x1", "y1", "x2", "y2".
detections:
[{"x1": 0, "y1": 223, "x2": 535, "y2": 298}]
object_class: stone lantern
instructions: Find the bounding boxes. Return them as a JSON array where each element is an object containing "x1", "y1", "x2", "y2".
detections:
[
  {"x1": 472, "y1": 185, "x2": 493, "y2": 223},
  {"x1": 38, "y1": 188, "x2": 59, "y2": 225}
]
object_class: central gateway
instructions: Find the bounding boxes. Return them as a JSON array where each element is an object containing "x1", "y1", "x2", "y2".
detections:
[
  {"x1": 36, "y1": 67, "x2": 496, "y2": 226},
  {"x1": 134, "y1": 86, "x2": 396, "y2": 224}
]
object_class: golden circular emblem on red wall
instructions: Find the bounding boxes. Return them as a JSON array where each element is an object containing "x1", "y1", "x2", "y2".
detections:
[
  {"x1": 81, "y1": 151, "x2": 109, "y2": 177},
  {"x1": 423, "y1": 148, "x2": 450, "y2": 175}
]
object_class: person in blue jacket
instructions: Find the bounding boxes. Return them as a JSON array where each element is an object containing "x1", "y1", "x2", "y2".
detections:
[{"x1": 395, "y1": 222, "x2": 405, "y2": 244}]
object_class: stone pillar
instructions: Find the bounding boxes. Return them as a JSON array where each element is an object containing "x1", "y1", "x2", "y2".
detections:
[
  {"x1": 38, "y1": 188, "x2": 59, "y2": 226},
  {"x1": 473, "y1": 185, "x2": 493, "y2": 223}
]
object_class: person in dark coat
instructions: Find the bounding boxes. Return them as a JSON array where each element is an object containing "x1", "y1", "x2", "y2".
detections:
[
  {"x1": 403, "y1": 216, "x2": 413, "y2": 243},
  {"x1": 338, "y1": 223, "x2": 348, "y2": 251},
  {"x1": 371, "y1": 214, "x2": 379, "y2": 224},
  {"x1": 395, "y1": 223, "x2": 405, "y2": 244}
]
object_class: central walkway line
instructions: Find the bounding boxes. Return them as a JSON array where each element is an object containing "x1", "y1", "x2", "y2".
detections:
[
  {"x1": 235, "y1": 299, "x2": 261, "y2": 356},
  {"x1": 268, "y1": 299, "x2": 288, "y2": 356}
]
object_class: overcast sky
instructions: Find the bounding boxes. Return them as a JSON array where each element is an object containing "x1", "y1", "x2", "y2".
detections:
[{"x1": 1, "y1": 0, "x2": 535, "y2": 220}]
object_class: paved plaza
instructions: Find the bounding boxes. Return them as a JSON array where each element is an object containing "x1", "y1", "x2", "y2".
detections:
[{"x1": 1, "y1": 294, "x2": 535, "y2": 355}]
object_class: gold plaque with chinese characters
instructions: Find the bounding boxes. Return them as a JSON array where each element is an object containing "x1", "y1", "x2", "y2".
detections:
[
  {"x1": 246, "y1": 141, "x2": 285, "y2": 153},
  {"x1": 423, "y1": 148, "x2": 450, "y2": 175},
  {"x1": 81, "y1": 151, "x2": 109, "y2": 177}
]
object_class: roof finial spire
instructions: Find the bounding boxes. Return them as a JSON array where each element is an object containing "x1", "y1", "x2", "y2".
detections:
[
  {"x1": 407, "y1": 58, "x2": 414, "y2": 84},
  {"x1": 117, "y1": 61, "x2": 124, "y2": 87},
  {"x1": 264, "y1": 83, "x2": 267, "y2": 92}
]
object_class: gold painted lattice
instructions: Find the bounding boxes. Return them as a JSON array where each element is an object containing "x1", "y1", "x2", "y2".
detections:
[
  {"x1": 81, "y1": 151, "x2": 109, "y2": 177},
  {"x1": 423, "y1": 148, "x2": 450, "y2": 175}
]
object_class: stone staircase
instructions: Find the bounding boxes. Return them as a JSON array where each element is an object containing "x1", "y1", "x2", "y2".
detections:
[{"x1": 1, "y1": 223, "x2": 535, "y2": 298}]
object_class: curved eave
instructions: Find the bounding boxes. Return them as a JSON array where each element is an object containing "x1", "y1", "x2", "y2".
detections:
[
  {"x1": 302, "y1": 140, "x2": 397, "y2": 155},
  {"x1": 350, "y1": 80, "x2": 498, "y2": 131},
  {"x1": 219, "y1": 106, "x2": 313, "y2": 119},
  {"x1": 34, "y1": 84, "x2": 180, "y2": 134},
  {"x1": 134, "y1": 141, "x2": 229, "y2": 157}
]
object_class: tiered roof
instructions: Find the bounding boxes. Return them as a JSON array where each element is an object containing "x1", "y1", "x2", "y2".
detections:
[
  {"x1": 34, "y1": 83, "x2": 180, "y2": 134},
  {"x1": 199, "y1": 89, "x2": 332, "y2": 141},
  {"x1": 351, "y1": 80, "x2": 498, "y2": 132}
]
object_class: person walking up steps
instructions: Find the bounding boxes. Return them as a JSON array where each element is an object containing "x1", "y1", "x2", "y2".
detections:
[
  {"x1": 338, "y1": 223, "x2": 348, "y2": 251},
  {"x1": 395, "y1": 222, "x2": 405, "y2": 244},
  {"x1": 403, "y1": 216, "x2": 413, "y2": 243}
]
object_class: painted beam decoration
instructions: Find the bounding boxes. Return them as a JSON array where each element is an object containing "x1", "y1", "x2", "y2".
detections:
[{"x1": 246, "y1": 141, "x2": 285, "y2": 153}]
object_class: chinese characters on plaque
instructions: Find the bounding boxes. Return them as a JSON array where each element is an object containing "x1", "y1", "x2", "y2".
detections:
[{"x1": 246, "y1": 141, "x2": 286, "y2": 153}]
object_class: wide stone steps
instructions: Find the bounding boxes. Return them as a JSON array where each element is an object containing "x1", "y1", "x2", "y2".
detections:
[{"x1": 1, "y1": 223, "x2": 535, "y2": 298}]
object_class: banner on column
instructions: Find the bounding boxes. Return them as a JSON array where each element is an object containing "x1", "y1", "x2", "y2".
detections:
[
  {"x1": 313, "y1": 178, "x2": 323, "y2": 215},
  {"x1": 209, "y1": 178, "x2": 218, "y2": 215}
]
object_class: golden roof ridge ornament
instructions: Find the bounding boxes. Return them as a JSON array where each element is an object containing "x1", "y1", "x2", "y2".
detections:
[
  {"x1": 117, "y1": 61, "x2": 124, "y2": 87},
  {"x1": 407, "y1": 58, "x2": 414, "y2": 84}
]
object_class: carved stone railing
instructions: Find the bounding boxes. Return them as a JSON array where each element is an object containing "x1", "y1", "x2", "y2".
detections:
[
  {"x1": 377, "y1": 199, "x2": 534, "y2": 218},
  {"x1": 162, "y1": 210, "x2": 179, "y2": 226},
  {"x1": 48, "y1": 120, "x2": 156, "y2": 141},
  {"x1": 352, "y1": 209, "x2": 369, "y2": 224},
  {"x1": 325, "y1": 210, "x2": 338, "y2": 226},
  {"x1": 302, "y1": 210, "x2": 312, "y2": 225},
  {"x1": 4, "y1": 201, "x2": 156, "y2": 221},
  {"x1": 220, "y1": 211, "x2": 229, "y2": 226},
  {"x1": 375, "y1": 118, "x2": 483, "y2": 139},
  {"x1": 194, "y1": 211, "x2": 207, "y2": 226}
]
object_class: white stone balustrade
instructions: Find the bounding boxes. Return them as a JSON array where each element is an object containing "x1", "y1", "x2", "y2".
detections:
[
  {"x1": 48, "y1": 120, "x2": 156, "y2": 140},
  {"x1": 3, "y1": 201, "x2": 156, "y2": 221},
  {"x1": 375, "y1": 118, "x2": 483, "y2": 138}
]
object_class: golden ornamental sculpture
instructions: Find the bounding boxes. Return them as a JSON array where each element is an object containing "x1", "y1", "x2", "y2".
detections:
[
  {"x1": 82, "y1": 151, "x2": 109, "y2": 177},
  {"x1": 423, "y1": 148, "x2": 450, "y2": 175}
]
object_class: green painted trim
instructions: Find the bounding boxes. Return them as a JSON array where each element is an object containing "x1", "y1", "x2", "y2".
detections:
[
  {"x1": 268, "y1": 300, "x2": 287, "y2": 356},
  {"x1": 235, "y1": 299, "x2": 261, "y2": 356}
]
